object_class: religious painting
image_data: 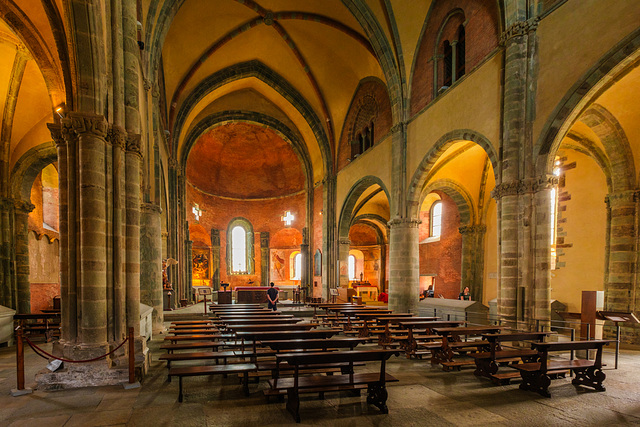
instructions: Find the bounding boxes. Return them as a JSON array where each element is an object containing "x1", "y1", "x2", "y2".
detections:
[
  {"x1": 271, "y1": 250, "x2": 286, "y2": 281},
  {"x1": 314, "y1": 249, "x2": 322, "y2": 276},
  {"x1": 192, "y1": 249, "x2": 210, "y2": 281}
]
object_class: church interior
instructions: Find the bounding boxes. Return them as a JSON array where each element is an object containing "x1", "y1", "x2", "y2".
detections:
[{"x1": 1, "y1": 0, "x2": 640, "y2": 425}]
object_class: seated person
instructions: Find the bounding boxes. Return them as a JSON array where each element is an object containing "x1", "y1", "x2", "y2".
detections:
[
  {"x1": 377, "y1": 291, "x2": 389, "y2": 303},
  {"x1": 458, "y1": 286, "x2": 471, "y2": 301}
]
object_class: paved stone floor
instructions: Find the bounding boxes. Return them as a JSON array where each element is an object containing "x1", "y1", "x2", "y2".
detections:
[{"x1": 1, "y1": 311, "x2": 640, "y2": 426}]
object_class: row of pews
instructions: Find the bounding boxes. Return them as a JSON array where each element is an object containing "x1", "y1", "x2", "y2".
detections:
[
  {"x1": 312, "y1": 303, "x2": 613, "y2": 397},
  {"x1": 161, "y1": 302, "x2": 614, "y2": 422},
  {"x1": 161, "y1": 303, "x2": 399, "y2": 423}
]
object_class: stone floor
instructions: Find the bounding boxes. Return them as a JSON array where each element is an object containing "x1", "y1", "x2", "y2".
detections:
[{"x1": 1, "y1": 308, "x2": 640, "y2": 426}]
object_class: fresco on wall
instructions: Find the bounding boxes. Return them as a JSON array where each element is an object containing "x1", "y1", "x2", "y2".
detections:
[
  {"x1": 192, "y1": 249, "x2": 210, "y2": 285},
  {"x1": 271, "y1": 250, "x2": 286, "y2": 280}
]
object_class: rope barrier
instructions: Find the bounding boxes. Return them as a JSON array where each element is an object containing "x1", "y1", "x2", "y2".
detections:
[{"x1": 23, "y1": 335, "x2": 129, "y2": 363}]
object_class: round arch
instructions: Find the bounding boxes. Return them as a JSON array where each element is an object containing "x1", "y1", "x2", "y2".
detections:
[
  {"x1": 535, "y1": 29, "x2": 640, "y2": 176},
  {"x1": 407, "y1": 129, "x2": 498, "y2": 218},
  {"x1": 338, "y1": 176, "x2": 391, "y2": 241},
  {"x1": 419, "y1": 179, "x2": 475, "y2": 227},
  {"x1": 10, "y1": 142, "x2": 57, "y2": 202}
]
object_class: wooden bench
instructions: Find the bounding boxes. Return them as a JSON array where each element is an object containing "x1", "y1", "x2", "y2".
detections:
[
  {"x1": 431, "y1": 326, "x2": 505, "y2": 369},
  {"x1": 470, "y1": 332, "x2": 553, "y2": 384},
  {"x1": 160, "y1": 341, "x2": 239, "y2": 353},
  {"x1": 164, "y1": 334, "x2": 231, "y2": 343},
  {"x1": 271, "y1": 349, "x2": 400, "y2": 423},
  {"x1": 169, "y1": 363, "x2": 257, "y2": 401},
  {"x1": 512, "y1": 340, "x2": 613, "y2": 397},
  {"x1": 159, "y1": 350, "x2": 239, "y2": 375},
  {"x1": 14, "y1": 314, "x2": 61, "y2": 342}
]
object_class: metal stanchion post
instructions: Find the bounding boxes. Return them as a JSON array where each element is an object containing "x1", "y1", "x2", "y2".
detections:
[
  {"x1": 123, "y1": 327, "x2": 140, "y2": 389},
  {"x1": 11, "y1": 324, "x2": 32, "y2": 396},
  {"x1": 615, "y1": 323, "x2": 620, "y2": 369}
]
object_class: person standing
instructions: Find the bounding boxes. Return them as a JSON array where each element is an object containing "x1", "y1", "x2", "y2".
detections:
[{"x1": 267, "y1": 282, "x2": 279, "y2": 311}]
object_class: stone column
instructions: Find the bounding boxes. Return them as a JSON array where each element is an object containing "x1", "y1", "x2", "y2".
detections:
[
  {"x1": 211, "y1": 229, "x2": 221, "y2": 290},
  {"x1": 301, "y1": 227, "x2": 309, "y2": 289},
  {"x1": 13, "y1": 200, "x2": 33, "y2": 314},
  {"x1": 0, "y1": 198, "x2": 16, "y2": 309},
  {"x1": 493, "y1": 184, "x2": 519, "y2": 320},
  {"x1": 388, "y1": 218, "x2": 420, "y2": 313},
  {"x1": 186, "y1": 236, "x2": 193, "y2": 303},
  {"x1": 260, "y1": 231, "x2": 269, "y2": 285},
  {"x1": 338, "y1": 239, "x2": 351, "y2": 288},
  {"x1": 458, "y1": 224, "x2": 486, "y2": 302},
  {"x1": 322, "y1": 177, "x2": 337, "y2": 300},
  {"x1": 379, "y1": 242, "x2": 387, "y2": 292},
  {"x1": 605, "y1": 190, "x2": 637, "y2": 313},
  {"x1": 532, "y1": 177, "x2": 556, "y2": 325},
  {"x1": 125, "y1": 135, "x2": 141, "y2": 334},
  {"x1": 140, "y1": 202, "x2": 163, "y2": 334}
]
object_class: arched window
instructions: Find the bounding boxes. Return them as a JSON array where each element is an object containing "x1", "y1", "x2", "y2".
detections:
[
  {"x1": 290, "y1": 252, "x2": 302, "y2": 280},
  {"x1": 443, "y1": 40, "x2": 453, "y2": 87},
  {"x1": 226, "y1": 218, "x2": 254, "y2": 274},
  {"x1": 430, "y1": 201, "x2": 442, "y2": 238},
  {"x1": 231, "y1": 226, "x2": 246, "y2": 273},
  {"x1": 456, "y1": 25, "x2": 466, "y2": 81},
  {"x1": 348, "y1": 254, "x2": 356, "y2": 280}
]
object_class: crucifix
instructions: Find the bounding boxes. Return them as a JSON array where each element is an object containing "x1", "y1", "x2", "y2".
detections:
[
  {"x1": 281, "y1": 210, "x2": 294, "y2": 227},
  {"x1": 192, "y1": 203, "x2": 204, "y2": 222}
]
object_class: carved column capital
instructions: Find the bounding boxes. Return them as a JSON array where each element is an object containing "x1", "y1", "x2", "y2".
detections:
[
  {"x1": 459, "y1": 224, "x2": 487, "y2": 235},
  {"x1": 47, "y1": 123, "x2": 65, "y2": 147},
  {"x1": 107, "y1": 125, "x2": 127, "y2": 150},
  {"x1": 126, "y1": 133, "x2": 143, "y2": 158},
  {"x1": 60, "y1": 112, "x2": 108, "y2": 140},
  {"x1": 387, "y1": 218, "x2": 421, "y2": 228},
  {"x1": 140, "y1": 202, "x2": 162, "y2": 214},
  {"x1": 605, "y1": 190, "x2": 639, "y2": 208},
  {"x1": 13, "y1": 199, "x2": 35, "y2": 213},
  {"x1": 338, "y1": 239, "x2": 351, "y2": 246},
  {"x1": 491, "y1": 175, "x2": 558, "y2": 200},
  {"x1": 500, "y1": 18, "x2": 539, "y2": 45}
]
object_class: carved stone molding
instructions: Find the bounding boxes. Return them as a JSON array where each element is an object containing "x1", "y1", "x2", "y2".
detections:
[
  {"x1": 60, "y1": 112, "x2": 108, "y2": 140},
  {"x1": 126, "y1": 133, "x2": 143, "y2": 157},
  {"x1": 387, "y1": 218, "x2": 421, "y2": 228},
  {"x1": 338, "y1": 239, "x2": 351, "y2": 246},
  {"x1": 491, "y1": 175, "x2": 559, "y2": 200},
  {"x1": 13, "y1": 199, "x2": 35, "y2": 213},
  {"x1": 459, "y1": 224, "x2": 487, "y2": 235},
  {"x1": 500, "y1": 18, "x2": 539, "y2": 45},
  {"x1": 389, "y1": 121, "x2": 406, "y2": 135},
  {"x1": 168, "y1": 157, "x2": 179, "y2": 170},
  {"x1": 260, "y1": 231, "x2": 269, "y2": 247},
  {"x1": 107, "y1": 125, "x2": 127, "y2": 150},
  {"x1": 47, "y1": 123, "x2": 64, "y2": 147},
  {"x1": 605, "y1": 190, "x2": 639, "y2": 208}
]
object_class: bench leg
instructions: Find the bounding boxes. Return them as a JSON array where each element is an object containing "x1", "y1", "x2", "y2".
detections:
[
  {"x1": 519, "y1": 372, "x2": 551, "y2": 398},
  {"x1": 367, "y1": 383, "x2": 389, "y2": 414},
  {"x1": 286, "y1": 388, "x2": 301, "y2": 423},
  {"x1": 572, "y1": 367, "x2": 606, "y2": 392},
  {"x1": 242, "y1": 372, "x2": 250, "y2": 396},
  {"x1": 178, "y1": 376, "x2": 184, "y2": 402}
]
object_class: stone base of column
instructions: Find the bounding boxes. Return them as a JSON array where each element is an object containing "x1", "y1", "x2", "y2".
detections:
[{"x1": 35, "y1": 338, "x2": 149, "y2": 390}]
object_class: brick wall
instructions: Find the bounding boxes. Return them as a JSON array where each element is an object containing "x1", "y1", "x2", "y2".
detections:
[
  {"x1": 410, "y1": 0, "x2": 499, "y2": 116},
  {"x1": 186, "y1": 184, "x2": 307, "y2": 288},
  {"x1": 419, "y1": 192, "x2": 462, "y2": 299},
  {"x1": 337, "y1": 78, "x2": 393, "y2": 172}
]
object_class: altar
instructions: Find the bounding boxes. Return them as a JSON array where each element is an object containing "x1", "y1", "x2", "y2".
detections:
[
  {"x1": 235, "y1": 286, "x2": 276, "y2": 304},
  {"x1": 351, "y1": 282, "x2": 379, "y2": 302}
]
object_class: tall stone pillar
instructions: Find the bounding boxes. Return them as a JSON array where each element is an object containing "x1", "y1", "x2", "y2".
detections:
[
  {"x1": 388, "y1": 218, "x2": 420, "y2": 313},
  {"x1": 322, "y1": 177, "x2": 337, "y2": 300},
  {"x1": 125, "y1": 136, "x2": 141, "y2": 334},
  {"x1": 211, "y1": 229, "x2": 220, "y2": 290},
  {"x1": 0, "y1": 199, "x2": 16, "y2": 309},
  {"x1": 300, "y1": 227, "x2": 309, "y2": 290},
  {"x1": 532, "y1": 178, "x2": 556, "y2": 324},
  {"x1": 379, "y1": 242, "x2": 387, "y2": 292},
  {"x1": 459, "y1": 224, "x2": 486, "y2": 302},
  {"x1": 338, "y1": 239, "x2": 350, "y2": 288},
  {"x1": 13, "y1": 200, "x2": 33, "y2": 314},
  {"x1": 140, "y1": 202, "x2": 163, "y2": 334},
  {"x1": 186, "y1": 236, "x2": 193, "y2": 303},
  {"x1": 605, "y1": 191, "x2": 637, "y2": 313},
  {"x1": 260, "y1": 231, "x2": 269, "y2": 285}
]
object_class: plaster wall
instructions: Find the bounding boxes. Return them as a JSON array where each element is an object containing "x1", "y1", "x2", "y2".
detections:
[
  {"x1": 550, "y1": 150, "x2": 607, "y2": 313},
  {"x1": 28, "y1": 233, "x2": 59, "y2": 313},
  {"x1": 336, "y1": 134, "x2": 392, "y2": 218},
  {"x1": 483, "y1": 200, "x2": 498, "y2": 305},
  {"x1": 406, "y1": 53, "x2": 501, "y2": 183},
  {"x1": 534, "y1": 0, "x2": 640, "y2": 149}
]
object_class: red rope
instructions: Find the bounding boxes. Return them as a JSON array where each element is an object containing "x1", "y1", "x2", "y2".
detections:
[{"x1": 24, "y1": 335, "x2": 129, "y2": 363}]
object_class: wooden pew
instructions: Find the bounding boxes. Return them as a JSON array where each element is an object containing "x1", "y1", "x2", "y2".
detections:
[
  {"x1": 235, "y1": 330, "x2": 341, "y2": 359},
  {"x1": 471, "y1": 332, "x2": 554, "y2": 384},
  {"x1": 169, "y1": 363, "x2": 257, "y2": 401},
  {"x1": 431, "y1": 326, "x2": 506, "y2": 370},
  {"x1": 512, "y1": 340, "x2": 613, "y2": 397},
  {"x1": 220, "y1": 318, "x2": 303, "y2": 326},
  {"x1": 271, "y1": 349, "x2": 400, "y2": 423},
  {"x1": 397, "y1": 320, "x2": 465, "y2": 359},
  {"x1": 164, "y1": 334, "x2": 230, "y2": 343}
]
